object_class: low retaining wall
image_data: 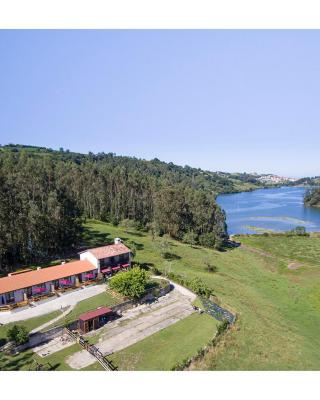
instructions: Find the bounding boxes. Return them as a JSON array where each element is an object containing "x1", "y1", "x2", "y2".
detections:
[
  {"x1": 14, "y1": 325, "x2": 64, "y2": 353},
  {"x1": 11, "y1": 280, "x2": 172, "y2": 353}
]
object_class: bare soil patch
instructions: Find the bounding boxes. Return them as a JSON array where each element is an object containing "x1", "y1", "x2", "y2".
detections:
[{"x1": 288, "y1": 262, "x2": 303, "y2": 270}]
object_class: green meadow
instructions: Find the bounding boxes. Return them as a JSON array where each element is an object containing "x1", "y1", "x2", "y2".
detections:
[
  {"x1": 109, "y1": 313, "x2": 218, "y2": 371},
  {"x1": 84, "y1": 221, "x2": 320, "y2": 370},
  {"x1": 1, "y1": 220, "x2": 320, "y2": 370}
]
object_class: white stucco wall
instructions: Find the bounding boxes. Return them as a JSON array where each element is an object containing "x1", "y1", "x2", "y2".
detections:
[{"x1": 80, "y1": 251, "x2": 99, "y2": 270}]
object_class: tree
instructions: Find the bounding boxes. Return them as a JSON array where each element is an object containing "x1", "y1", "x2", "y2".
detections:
[
  {"x1": 7, "y1": 325, "x2": 29, "y2": 345},
  {"x1": 198, "y1": 232, "x2": 216, "y2": 248},
  {"x1": 293, "y1": 226, "x2": 307, "y2": 236},
  {"x1": 188, "y1": 277, "x2": 213, "y2": 297},
  {"x1": 109, "y1": 267, "x2": 148, "y2": 299},
  {"x1": 0, "y1": 146, "x2": 228, "y2": 272},
  {"x1": 183, "y1": 231, "x2": 198, "y2": 246}
]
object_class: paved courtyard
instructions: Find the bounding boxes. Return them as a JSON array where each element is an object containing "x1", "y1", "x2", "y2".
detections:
[
  {"x1": 33, "y1": 333, "x2": 75, "y2": 357},
  {"x1": 0, "y1": 283, "x2": 107, "y2": 324},
  {"x1": 66, "y1": 288, "x2": 195, "y2": 369}
]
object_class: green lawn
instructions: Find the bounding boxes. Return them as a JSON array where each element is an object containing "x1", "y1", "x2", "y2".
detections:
[
  {"x1": 83, "y1": 220, "x2": 320, "y2": 370},
  {"x1": 0, "y1": 343, "x2": 83, "y2": 371},
  {"x1": 61, "y1": 290, "x2": 122, "y2": 325},
  {"x1": 0, "y1": 310, "x2": 62, "y2": 346},
  {"x1": 44, "y1": 289, "x2": 123, "y2": 331},
  {"x1": 3, "y1": 220, "x2": 320, "y2": 371},
  {"x1": 239, "y1": 235, "x2": 320, "y2": 269},
  {"x1": 109, "y1": 313, "x2": 218, "y2": 371}
]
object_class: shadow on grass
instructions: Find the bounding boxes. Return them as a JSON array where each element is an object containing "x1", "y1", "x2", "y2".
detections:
[
  {"x1": 125, "y1": 231, "x2": 145, "y2": 237},
  {"x1": 82, "y1": 228, "x2": 112, "y2": 248},
  {"x1": 128, "y1": 241, "x2": 144, "y2": 250},
  {"x1": 0, "y1": 351, "x2": 34, "y2": 371},
  {"x1": 163, "y1": 252, "x2": 181, "y2": 261},
  {"x1": 136, "y1": 262, "x2": 154, "y2": 271}
]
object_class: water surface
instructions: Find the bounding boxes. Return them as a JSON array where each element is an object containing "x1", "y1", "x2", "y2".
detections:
[{"x1": 217, "y1": 186, "x2": 320, "y2": 234}]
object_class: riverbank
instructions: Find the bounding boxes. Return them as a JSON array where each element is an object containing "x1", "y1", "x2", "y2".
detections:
[{"x1": 217, "y1": 186, "x2": 320, "y2": 235}]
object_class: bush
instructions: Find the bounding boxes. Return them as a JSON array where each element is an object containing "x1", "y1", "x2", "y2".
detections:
[
  {"x1": 7, "y1": 325, "x2": 29, "y2": 345},
  {"x1": 198, "y1": 233, "x2": 216, "y2": 248},
  {"x1": 204, "y1": 260, "x2": 217, "y2": 273},
  {"x1": 217, "y1": 319, "x2": 229, "y2": 336},
  {"x1": 164, "y1": 272, "x2": 213, "y2": 298},
  {"x1": 182, "y1": 231, "x2": 198, "y2": 246},
  {"x1": 188, "y1": 277, "x2": 213, "y2": 297},
  {"x1": 109, "y1": 267, "x2": 148, "y2": 299}
]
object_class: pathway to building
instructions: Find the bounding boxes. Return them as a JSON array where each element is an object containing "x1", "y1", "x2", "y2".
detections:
[
  {"x1": 0, "y1": 284, "x2": 107, "y2": 325},
  {"x1": 66, "y1": 287, "x2": 195, "y2": 369},
  {"x1": 30, "y1": 305, "x2": 75, "y2": 334}
]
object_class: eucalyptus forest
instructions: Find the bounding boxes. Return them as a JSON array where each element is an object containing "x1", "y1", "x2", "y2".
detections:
[{"x1": 0, "y1": 144, "x2": 261, "y2": 272}]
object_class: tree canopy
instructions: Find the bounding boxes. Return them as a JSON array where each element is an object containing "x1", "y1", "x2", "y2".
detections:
[
  {"x1": 108, "y1": 267, "x2": 149, "y2": 299},
  {"x1": 7, "y1": 325, "x2": 29, "y2": 345},
  {"x1": 304, "y1": 188, "x2": 320, "y2": 207},
  {"x1": 0, "y1": 144, "x2": 252, "y2": 272}
]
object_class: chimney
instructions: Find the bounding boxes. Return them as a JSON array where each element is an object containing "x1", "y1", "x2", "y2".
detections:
[
  {"x1": 8, "y1": 273, "x2": 12, "y2": 277},
  {"x1": 37, "y1": 267, "x2": 41, "y2": 270},
  {"x1": 114, "y1": 238, "x2": 122, "y2": 245},
  {"x1": 61, "y1": 261, "x2": 66, "y2": 265}
]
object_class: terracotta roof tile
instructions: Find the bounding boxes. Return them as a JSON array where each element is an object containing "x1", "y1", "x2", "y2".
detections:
[
  {"x1": 88, "y1": 243, "x2": 131, "y2": 260},
  {"x1": 0, "y1": 260, "x2": 96, "y2": 295}
]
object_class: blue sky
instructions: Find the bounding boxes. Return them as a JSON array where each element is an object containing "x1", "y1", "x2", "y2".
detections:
[{"x1": 0, "y1": 30, "x2": 319, "y2": 177}]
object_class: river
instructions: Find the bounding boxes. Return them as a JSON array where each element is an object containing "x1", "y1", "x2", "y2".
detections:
[{"x1": 216, "y1": 186, "x2": 320, "y2": 235}]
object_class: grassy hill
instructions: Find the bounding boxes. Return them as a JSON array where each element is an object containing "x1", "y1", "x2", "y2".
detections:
[
  {"x1": 84, "y1": 220, "x2": 320, "y2": 370},
  {"x1": 1, "y1": 220, "x2": 319, "y2": 371}
]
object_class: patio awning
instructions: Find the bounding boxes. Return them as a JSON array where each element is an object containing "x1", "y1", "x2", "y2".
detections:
[
  {"x1": 101, "y1": 268, "x2": 112, "y2": 273},
  {"x1": 60, "y1": 279, "x2": 72, "y2": 285},
  {"x1": 33, "y1": 287, "x2": 46, "y2": 294},
  {"x1": 85, "y1": 273, "x2": 95, "y2": 278},
  {"x1": 112, "y1": 266, "x2": 121, "y2": 271},
  {"x1": 121, "y1": 263, "x2": 130, "y2": 268}
]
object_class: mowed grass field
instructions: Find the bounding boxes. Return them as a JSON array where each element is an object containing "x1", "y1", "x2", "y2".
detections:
[
  {"x1": 84, "y1": 220, "x2": 320, "y2": 370},
  {"x1": 0, "y1": 310, "x2": 61, "y2": 346},
  {"x1": 109, "y1": 313, "x2": 218, "y2": 371}
]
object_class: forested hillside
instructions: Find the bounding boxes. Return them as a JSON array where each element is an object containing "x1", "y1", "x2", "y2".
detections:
[
  {"x1": 0, "y1": 144, "x2": 262, "y2": 272},
  {"x1": 304, "y1": 188, "x2": 320, "y2": 207},
  {"x1": 292, "y1": 176, "x2": 320, "y2": 186}
]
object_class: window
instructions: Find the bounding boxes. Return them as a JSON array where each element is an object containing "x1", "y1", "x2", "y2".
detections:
[{"x1": 5, "y1": 291, "x2": 15, "y2": 303}]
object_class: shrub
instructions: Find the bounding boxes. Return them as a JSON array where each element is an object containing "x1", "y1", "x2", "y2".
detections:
[
  {"x1": 165, "y1": 272, "x2": 213, "y2": 298},
  {"x1": 198, "y1": 233, "x2": 215, "y2": 248},
  {"x1": 217, "y1": 319, "x2": 229, "y2": 336},
  {"x1": 188, "y1": 277, "x2": 213, "y2": 297},
  {"x1": 182, "y1": 231, "x2": 198, "y2": 246},
  {"x1": 109, "y1": 267, "x2": 148, "y2": 299},
  {"x1": 204, "y1": 260, "x2": 217, "y2": 273},
  {"x1": 7, "y1": 325, "x2": 29, "y2": 345}
]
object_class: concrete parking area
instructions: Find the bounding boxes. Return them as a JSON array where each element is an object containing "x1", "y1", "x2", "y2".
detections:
[
  {"x1": 33, "y1": 333, "x2": 74, "y2": 357},
  {"x1": 66, "y1": 288, "x2": 195, "y2": 369}
]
